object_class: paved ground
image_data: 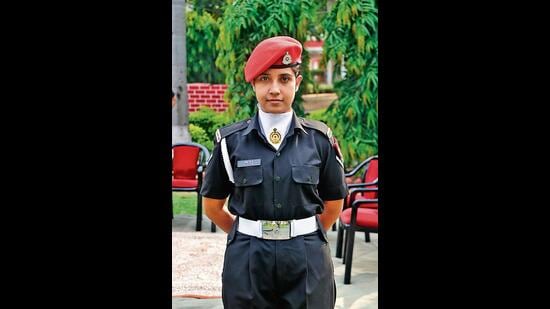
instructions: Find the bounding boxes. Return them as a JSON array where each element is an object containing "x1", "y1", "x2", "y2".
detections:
[{"x1": 172, "y1": 214, "x2": 378, "y2": 308}]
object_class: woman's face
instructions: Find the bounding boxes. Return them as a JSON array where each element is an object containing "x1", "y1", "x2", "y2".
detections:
[{"x1": 252, "y1": 68, "x2": 302, "y2": 114}]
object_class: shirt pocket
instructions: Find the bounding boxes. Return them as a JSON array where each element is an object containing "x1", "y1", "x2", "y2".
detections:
[
  {"x1": 291, "y1": 165, "x2": 320, "y2": 185},
  {"x1": 233, "y1": 165, "x2": 263, "y2": 187}
]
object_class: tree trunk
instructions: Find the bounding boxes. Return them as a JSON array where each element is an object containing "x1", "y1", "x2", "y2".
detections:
[
  {"x1": 172, "y1": 0, "x2": 191, "y2": 144},
  {"x1": 326, "y1": 0, "x2": 336, "y2": 85}
]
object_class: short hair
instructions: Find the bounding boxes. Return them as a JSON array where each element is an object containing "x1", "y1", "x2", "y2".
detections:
[{"x1": 291, "y1": 64, "x2": 301, "y2": 77}]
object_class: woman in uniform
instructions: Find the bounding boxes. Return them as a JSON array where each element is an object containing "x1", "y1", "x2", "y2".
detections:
[{"x1": 201, "y1": 36, "x2": 348, "y2": 309}]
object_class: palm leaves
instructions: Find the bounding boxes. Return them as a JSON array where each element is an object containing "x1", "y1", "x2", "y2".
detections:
[{"x1": 324, "y1": 0, "x2": 378, "y2": 166}]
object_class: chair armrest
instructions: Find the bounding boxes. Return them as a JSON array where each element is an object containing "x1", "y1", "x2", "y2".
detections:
[
  {"x1": 350, "y1": 198, "x2": 378, "y2": 226},
  {"x1": 347, "y1": 179, "x2": 378, "y2": 188},
  {"x1": 348, "y1": 187, "x2": 378, "y2": 204},
  {"x1": 351, "y1": 198, "x2": 378, "y2": 210},
  {"x1": 344, "y1": 155, "x2": 378, "y2": 177}
]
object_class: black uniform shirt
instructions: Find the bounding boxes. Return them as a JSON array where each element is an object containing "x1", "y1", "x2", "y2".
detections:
[{"x1": 200, "y1": 111, "x2": 348, "y2": 221}]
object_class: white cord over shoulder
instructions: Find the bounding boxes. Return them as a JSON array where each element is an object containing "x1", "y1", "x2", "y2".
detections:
[
  {"x1": 221, "y1": 137, "x2": 234, "y2": 183},
  {"x1": 335, "y1": 155, "x2": 344, "y2": 169}
]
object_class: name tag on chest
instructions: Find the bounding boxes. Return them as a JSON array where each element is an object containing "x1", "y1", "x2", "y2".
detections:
[{"x1": 237, "y1": 159, "x2": 262, "y2": 167}]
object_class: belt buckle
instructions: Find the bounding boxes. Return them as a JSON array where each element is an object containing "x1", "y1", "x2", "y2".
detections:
[{"x1": 261, "y1": 220, "x2": 291, "y2": 240}]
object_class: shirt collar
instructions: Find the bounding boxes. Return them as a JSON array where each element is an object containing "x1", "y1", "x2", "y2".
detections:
[
  {"x1": 292, "y1": 112, "x2": 308, "y2": 135},
  {"x1": 242, "y1": 112, "x2": 261, "y2": 136},
  {"x1": 243, "y1": 110, "x2": 308, "y2": 136}
]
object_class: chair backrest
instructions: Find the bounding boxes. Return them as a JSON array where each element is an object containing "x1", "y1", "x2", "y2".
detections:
[
  {"x1": 172, "y1": 145, "x2": 201, "y2": 180},
  {"x1": 362, "y1": 158, "x2": 378, "y2": 199}
]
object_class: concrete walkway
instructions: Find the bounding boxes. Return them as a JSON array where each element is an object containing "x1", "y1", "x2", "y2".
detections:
[{"x1": 172, "y1": 214, "x2": 378, "y2": 309}]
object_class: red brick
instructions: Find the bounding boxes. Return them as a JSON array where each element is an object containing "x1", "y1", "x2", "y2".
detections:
[
  {"x1": 199, "y1": 85, "x2": 210, "y2": 89},
  {"x1": 206, "y1": 99, "x2": 216, "y2": 103},
  {"x1": 216, "y1": 90, "x2": 226, "y2": 95},
  {"x1": 195, "y1": 90, "x2": 205, "y2": 94},
  {"x1": 196, "y1": 99, "x2": 205, "y2": 103},
  {"x1": 188, "y1": 85, "x2": 199, "y2": 90},
  {"x1": 199, "y1": 95, "x2": 209, "y2": 99},
  {"x1": 189, "y1": 95, "x2": 199, "y2": 99},
  {"x1": 204, "y1": 90, "x2": 214, "y2": 94}
]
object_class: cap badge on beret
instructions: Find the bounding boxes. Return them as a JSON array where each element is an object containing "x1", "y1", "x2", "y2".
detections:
[{"x1": 282, "y1": 52, "x2": 292, "y2": 65}]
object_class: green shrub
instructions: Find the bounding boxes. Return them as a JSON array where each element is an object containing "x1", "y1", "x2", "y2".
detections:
[
  {"x1": 189, "y1": 123, "x2": 213, "y2": 151},
  {"x1": 303, "y1": 83, "x2": 334, "y2": 94},
  {"x1": 211, "y1": 112, "x2": 232, "y2": 135},
  {"x1": 189, "y1": 106, "x2": 233, "y2": 148},
  {"x1": 306, "y1": 108, "x2": 328, "y2": 123},
  {"x1": 318, "y1": 84, "x2": 334, "y2": 93},
  {"x1": 189, "y1": 106, "x2": 218, "y2": 137}
]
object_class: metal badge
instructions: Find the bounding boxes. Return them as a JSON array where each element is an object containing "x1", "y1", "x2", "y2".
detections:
[
  {"x1": 261, "y1": 221, "x2": 291, "y2": 240},
  {"x1": 269, "y1": 128, "x2": 282, "y2": 144},
  {"x1": 282, "y1": 51, "x2": 292, "y2": 65}
]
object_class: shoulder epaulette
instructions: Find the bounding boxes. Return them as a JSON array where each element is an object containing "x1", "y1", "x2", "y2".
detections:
[
  {"x1": 215, "y1": 119, "x2": 250, "y2": 143},
  {"x1": 302, "y1": 118, "x2": 344, "y2": 166},
  {"x1": 301, "y1": 118, "x2": 333, "y2": 140}
]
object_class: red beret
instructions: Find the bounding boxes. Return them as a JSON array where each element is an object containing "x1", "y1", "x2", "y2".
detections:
[{"x1": 244, "y1": 36, "x2": 302, "y2": 82}]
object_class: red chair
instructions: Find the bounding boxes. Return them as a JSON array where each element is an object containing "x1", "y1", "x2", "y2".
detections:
[
  {"x1": 172, "y1": 142, "x2": 216, "y2": 232},
  {"x1": 334, "y1": 155, "x2": 378, "y2": 284},
  {"x1": 339, "y1": 195, "x2": 378, "y2": 284},
  {"x1": 344, "y1": 155, "x2": 378, "y2": 208},
  {"x1": 332, "y1": 155, "x2": 378, "y2": 230}
]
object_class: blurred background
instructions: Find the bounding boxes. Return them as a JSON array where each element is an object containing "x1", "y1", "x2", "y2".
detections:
[{"x1": 172, "y1": 0, "x2": 378, "y2": 216}]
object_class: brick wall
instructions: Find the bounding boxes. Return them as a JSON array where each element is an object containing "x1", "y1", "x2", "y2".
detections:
[{"x1": 187, "y1": 83, "x2": 229, "y2": 112}]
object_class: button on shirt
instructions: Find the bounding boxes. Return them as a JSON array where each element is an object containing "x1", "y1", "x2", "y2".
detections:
[{"x1": 200, "y1": 112, "x2": 348, "y2": 221}]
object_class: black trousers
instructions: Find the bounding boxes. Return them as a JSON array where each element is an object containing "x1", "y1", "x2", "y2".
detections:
[{"x1": 222, "y1": 220, "x2": 336, "y2": 309}]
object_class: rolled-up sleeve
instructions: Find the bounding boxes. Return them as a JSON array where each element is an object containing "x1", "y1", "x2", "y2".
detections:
[
  {"x1": 317, "y1": 138, "x2": 348, "y2": 201},
  {"x1": 200, "y1": 141, "x2": 232, "y2": 199}
]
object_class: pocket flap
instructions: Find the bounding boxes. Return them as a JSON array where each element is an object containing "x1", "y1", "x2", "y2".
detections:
[
  {"x1": 233, "y1": 165, "x2": 263, "y2": 187},
  {"x1": 291, "y1": 165, "x2": 320, "y2": 184}
]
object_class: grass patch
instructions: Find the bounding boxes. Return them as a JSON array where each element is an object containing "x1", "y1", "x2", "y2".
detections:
[{"x1": 172, "y1": 192, "x2": 198, "y2": 216}]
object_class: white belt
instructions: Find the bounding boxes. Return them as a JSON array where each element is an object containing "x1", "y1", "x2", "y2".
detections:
[{"x1": 238, "y1": 216, "x2": 318, "y2": 240}]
